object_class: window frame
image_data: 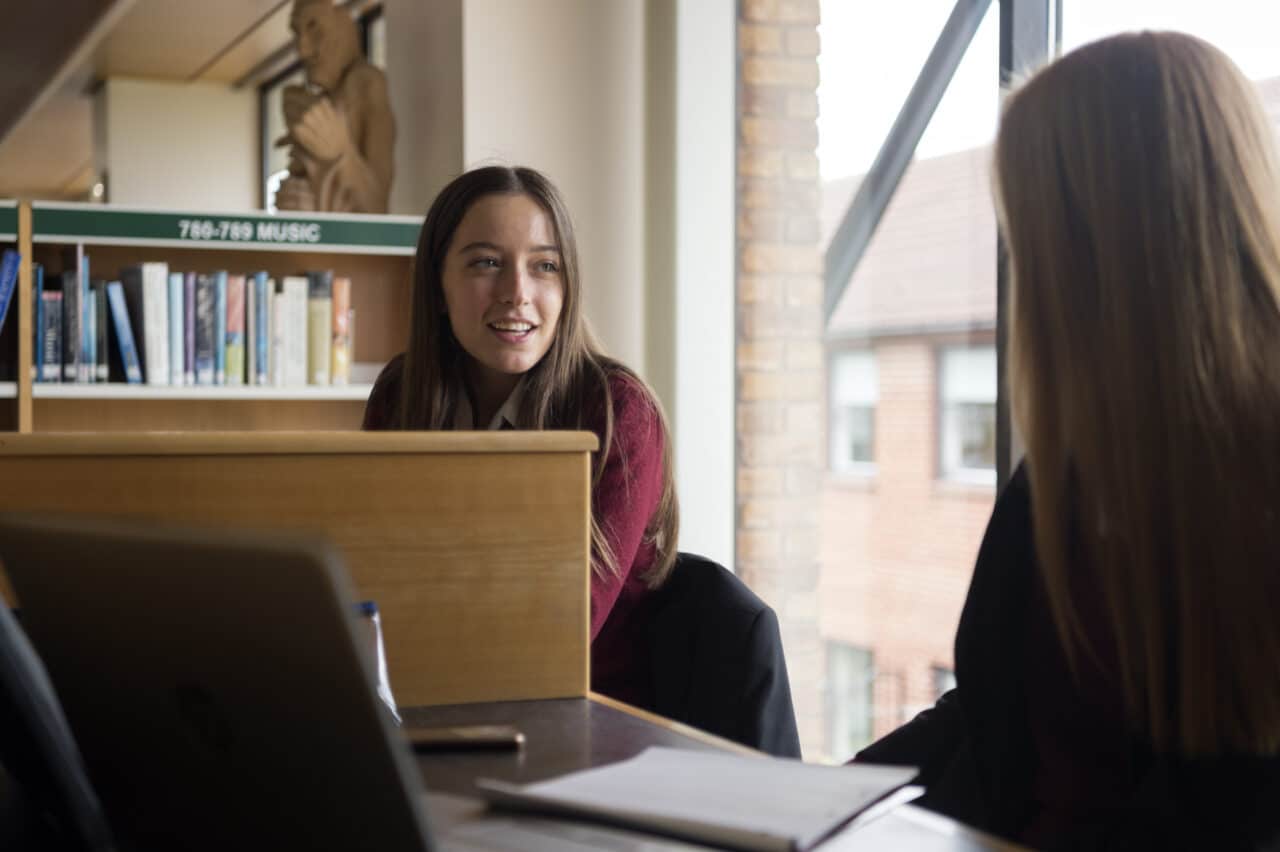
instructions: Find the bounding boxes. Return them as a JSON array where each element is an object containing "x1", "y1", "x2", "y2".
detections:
[{"x1": 827, "y1": 347, "x2": 879, "y2": 477}]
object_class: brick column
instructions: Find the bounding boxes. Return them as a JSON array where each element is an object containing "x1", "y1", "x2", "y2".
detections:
[{"x1": 736, "y1": 0, "x2": 824, "y2": 755}]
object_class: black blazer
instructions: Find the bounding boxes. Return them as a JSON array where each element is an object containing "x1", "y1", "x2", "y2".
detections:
[
  {"x1": 857, "y1": 466, "x2": 1280, "y2": 850},
  {"x1": 647, "y1": 553, "x2": 802, "y2": 758}
]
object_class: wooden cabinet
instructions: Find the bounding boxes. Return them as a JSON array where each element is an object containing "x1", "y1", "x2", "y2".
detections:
[{"x1": 0, "y1": 201, "x2": 422, "y2": 432}]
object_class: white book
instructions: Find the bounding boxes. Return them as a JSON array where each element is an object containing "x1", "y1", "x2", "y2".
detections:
[
  {"x1": 270, "y1": 280, "x2": 283, "y2": 388},
  {"x1": 282, "y1": 275, "x2": 308, "y2": 387},
  {"x1": 167, "y1": 273, "x2": 183, "y2": 386},
  {"x1": 477, "y1": 747, "x2": 919, "y2": 852},
  {"x1": 141, "y1": 262, "x2": 169, "y2": 385}
]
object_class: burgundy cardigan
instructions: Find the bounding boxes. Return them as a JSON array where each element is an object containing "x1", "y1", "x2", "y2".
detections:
[{"x1": 361, "y1": 356, "x2": 666, "y2": 707}]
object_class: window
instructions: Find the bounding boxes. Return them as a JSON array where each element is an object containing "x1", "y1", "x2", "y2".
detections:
[
  {"x1": 829, "y1": 350, "x2": 877, "y2": 472},
  {"x1": 932, "y1": 665, "x2": 956, "y2": 699},
  {"x1": 939, "y1": 345, "x2": 996, "y2": 483},
  {"x1": 826, "y1": 643, "x2": 874, "y2": 762}
]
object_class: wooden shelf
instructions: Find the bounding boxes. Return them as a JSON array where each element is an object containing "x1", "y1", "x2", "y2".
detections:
[{"x1": 31, "y1": 384, "x2": 373, "y2": 402}]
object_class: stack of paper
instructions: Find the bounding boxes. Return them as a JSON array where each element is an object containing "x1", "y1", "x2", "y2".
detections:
[{"x1": 477, "y1": 747, "x2": 919, "y2": 852}]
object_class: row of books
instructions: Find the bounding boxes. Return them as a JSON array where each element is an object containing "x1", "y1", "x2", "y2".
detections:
[{"x1": 31, "y1": 256, "x2": 355, "y2": 387}]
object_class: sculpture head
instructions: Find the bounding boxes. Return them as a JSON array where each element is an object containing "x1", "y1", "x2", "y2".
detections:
[{"x1": 290, "y1": 0, "x2": 361, "y2": 93}]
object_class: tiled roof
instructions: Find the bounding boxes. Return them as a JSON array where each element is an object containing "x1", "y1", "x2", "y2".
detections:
[
  {"x1": 824, "y1": 75, "x2": 1280, "y2": 337},
  {"x1": 824, "y1": 145, "x2": 997, "y2": 336}
]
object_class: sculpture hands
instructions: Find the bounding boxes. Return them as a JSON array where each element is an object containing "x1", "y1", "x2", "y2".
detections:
[{"x1": 292, "y1": 98, "x2": 352, "y2": 164}]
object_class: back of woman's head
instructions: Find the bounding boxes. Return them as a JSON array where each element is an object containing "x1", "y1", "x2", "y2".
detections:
[{"x1": 995, "y1": 31, "x2": 1280, "y2": 756}]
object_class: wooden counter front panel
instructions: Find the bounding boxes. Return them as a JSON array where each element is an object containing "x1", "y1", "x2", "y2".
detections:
[{"x1": 0, "y1": 450, "x2": 591, "y2": 707}]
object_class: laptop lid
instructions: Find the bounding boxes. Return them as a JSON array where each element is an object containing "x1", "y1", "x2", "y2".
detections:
[{"x1": 0, "y1": 513, "x2": 435, "y2": 852}]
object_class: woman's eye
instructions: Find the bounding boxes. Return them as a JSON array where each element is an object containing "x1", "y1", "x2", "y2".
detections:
[
  {"x1": 471, "y1": 257, "x2": 499, "y2": 269},
  {"x1": 537, "y1": 261, "x2": 560, "y2": 274}
]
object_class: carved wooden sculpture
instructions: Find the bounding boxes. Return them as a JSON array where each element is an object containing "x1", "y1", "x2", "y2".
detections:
[{"x1": 276, "y1": 0, "x2": 396, "y2": 213}]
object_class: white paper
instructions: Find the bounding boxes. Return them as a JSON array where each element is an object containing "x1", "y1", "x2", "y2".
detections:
[{"x1": 478, "y1": 747, "x2": 918, "y2": 852}]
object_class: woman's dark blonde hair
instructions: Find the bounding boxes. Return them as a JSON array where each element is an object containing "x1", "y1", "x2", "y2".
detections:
[
  {"x1": 395, "y1": 165, "x2": 678, "y2": 587},
  {"x1": 995, "y1": 31, "x2": 1280, "y2": 756}
]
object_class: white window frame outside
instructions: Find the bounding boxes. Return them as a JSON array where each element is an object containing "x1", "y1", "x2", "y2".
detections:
[
  {"x1": 939, "y1": 344, "x2": 997, "y2": 485},
  {"x1": 829, "y1": 349, "x2": 878, "y2": 475}
]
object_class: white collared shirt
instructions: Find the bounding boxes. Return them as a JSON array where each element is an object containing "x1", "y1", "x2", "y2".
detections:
[{"x1": 452, "y1": 382, "x2": 524, "y2": 430}]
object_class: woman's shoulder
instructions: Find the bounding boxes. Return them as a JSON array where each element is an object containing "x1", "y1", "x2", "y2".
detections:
[
  {"x1": 601, "y1": 368, "x2": 662, "y2": 435},
  {"x1": 362, "y1": 354, "x2": 406, "y2": 430}
]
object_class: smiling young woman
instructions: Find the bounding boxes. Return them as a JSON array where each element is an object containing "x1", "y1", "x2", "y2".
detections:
[{"x1": 362, "y1": 165, "x2": 679, "y2": 706}]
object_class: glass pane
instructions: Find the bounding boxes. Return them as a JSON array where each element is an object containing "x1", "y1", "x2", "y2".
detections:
[
  {"x1": 826, "y1": 643, "x2": 874, "y2": 763},
  {"x1": 816, "y1": 0, "x2": 998, "y2": 760},
  {"x1": 262, "y1": 69, "x2": 306, "y2": 213},
  {"x1": 1063, "y1": 2, "x2": 1280, "y2": 82}
]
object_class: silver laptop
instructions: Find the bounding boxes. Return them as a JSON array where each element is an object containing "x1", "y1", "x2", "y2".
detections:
[{"x1": 0, "y1": 513, "x2": 436, "y2": 852}]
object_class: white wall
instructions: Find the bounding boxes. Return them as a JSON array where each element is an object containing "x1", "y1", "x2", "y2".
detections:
[
  {"x1": 645, "y1": 0, "x2": 736, "y2": 569},
  {"x1": 384, "y1": 0, "x2": 736, "y2": 568},
  {"x1": 385, "y1": 0, "x2": 464, "y2": 216},
  {"x1": 462, "y1": 0, "x2": 646, "y2": 371},
  {"x1": 98, "y1": 78, "x2": 256, "y2": 210}
]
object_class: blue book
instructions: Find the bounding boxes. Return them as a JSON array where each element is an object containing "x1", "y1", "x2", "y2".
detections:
[
  {"x1": 168, "y1": 273, "x2": 184, "y2": 385},
  {"x1": 214, "y1": 270, "x2": 227, "y2": 385},
  {"x1": 79, "y1": 254, "x2": 92, "y2": 382},
  {"x1": 253, "y1": 271, "x2": 270, "y2": 386},
  {"x1": 106, "y1": 282, "x2": 143, "y2": 384},
  {"x1": 84, "y1": 289, "x2": 97, "y2": 384},
  {"x1": 32, "y1": 264, "x2": 44, "y2": 382},
  {"x1": 0, "y1": 249, "x2": 19, "y2": 339}
]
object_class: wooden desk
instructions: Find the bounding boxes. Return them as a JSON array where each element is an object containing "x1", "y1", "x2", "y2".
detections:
[
  {"x1": 0, "y1": 431, "x2": 595, "y2": 707},
  {"x1": 409, "y1": 696, "x2": 1028, "y2": 851}
]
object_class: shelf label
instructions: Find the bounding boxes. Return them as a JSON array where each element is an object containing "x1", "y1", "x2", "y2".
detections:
[
  {"x1": 31, "y1": 206, "x2": 421, "y2": 253},
  {"x1": 0, "y1": 203, "x2": 15, "y2": 238}
]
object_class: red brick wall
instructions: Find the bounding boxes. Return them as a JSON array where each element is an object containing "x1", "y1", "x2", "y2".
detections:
[{"x1": 819, "y1": 337, "x2": 994, "y2": 745}]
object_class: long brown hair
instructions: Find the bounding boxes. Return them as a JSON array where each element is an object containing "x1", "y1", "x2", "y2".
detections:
[
  {"x1": 995, "y1": 32, "x2": 1280, "y2": 756},
  {"x1": 396, "y1": 166, "x2": 678, "y2": 587}
]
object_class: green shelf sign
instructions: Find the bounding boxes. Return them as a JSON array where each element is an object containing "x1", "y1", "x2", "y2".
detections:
[
  {"x1": 0, "y1": 202, "x2": 15, "y2": 239},
  {"x1": 31, "y1": 205, "x2": 421, "y2": 255}
]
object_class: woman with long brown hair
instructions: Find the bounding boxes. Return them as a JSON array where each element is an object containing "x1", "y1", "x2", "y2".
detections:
[
  {"x1": 363, "y1": 165, "x2": 678, "y2": 706},
  {"x1": 856, "y1": 32, "x2": 1280, "y2": 848}
]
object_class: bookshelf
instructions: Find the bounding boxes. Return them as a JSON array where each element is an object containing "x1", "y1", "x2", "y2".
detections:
[{"x1": 5, "y1": 201, "x2": 421, "y2": 433}]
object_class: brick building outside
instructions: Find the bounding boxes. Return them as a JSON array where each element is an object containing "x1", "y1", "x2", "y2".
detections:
[{"x1": 815, "y1": 75, "x2": 1280, "y2": 763}]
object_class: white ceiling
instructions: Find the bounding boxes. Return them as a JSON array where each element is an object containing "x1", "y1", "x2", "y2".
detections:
[{"x1": 0, "y1": 0, "x2": 299, "y2": 199}]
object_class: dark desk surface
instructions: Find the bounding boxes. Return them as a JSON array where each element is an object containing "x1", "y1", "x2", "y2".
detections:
[{"x1": 409, "y1": 695, "x2": 1028, "y2": 851}]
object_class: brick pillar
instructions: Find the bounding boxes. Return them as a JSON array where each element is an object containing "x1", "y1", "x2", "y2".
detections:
[{"x1": 736, "y1": 0, "x2": 824, "y2": 756}]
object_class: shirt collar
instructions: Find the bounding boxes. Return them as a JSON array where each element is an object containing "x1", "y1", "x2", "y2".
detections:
[{"x1": 454, "y1": 381, "x2": 524, "y2": 430}]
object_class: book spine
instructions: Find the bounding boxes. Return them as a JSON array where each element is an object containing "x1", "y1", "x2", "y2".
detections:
[
  {"x1": 0, "y1": 249, "x2": 19, "y2": 338},
  {"x1": 93, "y1": 280, "x2": 109, "y2": 382},
  {"x1": 330, "y1": 276, "x2": 351, "y2": 386},
  {"x1": 225, "y1": 274, "x2": 246, "y2": 387},
  {"x1": 255, "y1": 273, "x2": 270, "y2": 386},
  {"x1": 270, "y1": 280, "x2": 284, "y2": 387},
  {"x1": 41, "y1": 291, "x2": 62, "y2": 382},
  {"x1": 78, "y1": 255, "x2": 92, "y2": 383},
  {"x1": 245, "y1": 274, "x2": 257, "y2": 386},
  {"x1": 106, "y1": 282, "x2": 143, "y2": 384},
  {"x1": 307, "y1": 271, "x2": 333, "y2": 386},
  {"x1": 168, "y1": 273, "x2": 184, "y2": 386},
  {"x1": 214, "y1": 270, "x2": 227, "y2": 385},
  {"x1": 143, "y1": 263, "x2": 169, "y2": 385},
  {"x1": 62, "y1": 269, "x2": 80, "y2": 382},
  {"x1": 278, "y1": 276, "x2": 307, "y2": 386},
  {"x1": 183, "y1": 272, "x2": 196, "y2": 385},
  {"x1": 84, "y1": 290, "x2": 97, "y2": 384},
  {"x1": 194, "y1": 275, "x2": 215, "y2": 385},
  {"x1": 32, "y1": 264, "x2": 43, "y2": 381}
]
